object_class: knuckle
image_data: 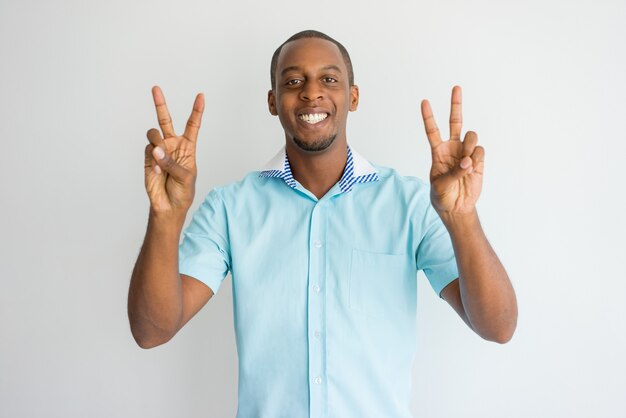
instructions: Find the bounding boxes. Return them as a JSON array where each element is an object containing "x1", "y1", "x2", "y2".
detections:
[
  {"x1": 158, "y1": 116, "x2": 172, "y2": 126},
  {"x1": 186, "y1": 119, "x2": 200, "y2": 129}
]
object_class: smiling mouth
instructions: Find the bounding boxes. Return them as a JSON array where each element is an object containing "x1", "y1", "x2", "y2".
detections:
[{"x1": 298, "y1": 113, "x2": 329, "y2": 124}]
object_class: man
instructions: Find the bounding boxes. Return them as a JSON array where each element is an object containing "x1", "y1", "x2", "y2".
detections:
[{"x1": 128, "y1": 30, "x2": 517, "y2": 418}]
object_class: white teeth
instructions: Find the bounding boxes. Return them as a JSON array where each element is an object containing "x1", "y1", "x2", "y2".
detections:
[{"x1": 299, "y1": 113, "x2": 328, "y2": 124}]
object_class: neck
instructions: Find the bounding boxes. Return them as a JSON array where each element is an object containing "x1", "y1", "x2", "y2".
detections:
[{"x1": 286, "y1": 138, "x2": 348, "y2": 199}]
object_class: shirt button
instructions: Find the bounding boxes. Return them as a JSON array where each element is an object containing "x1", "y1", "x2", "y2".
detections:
[
  {"x1": 314, "y1": 376, "x2": 322, "y2": 385},
  {"x1": 314, "y1": 330, "x2": 321, "y2": 339},
  {"x1": 312, "y1": 285, "x2": 320, "y2": 293},
  {"x1": 314, "y1": 240, "x2": 322, "y2": 248}
]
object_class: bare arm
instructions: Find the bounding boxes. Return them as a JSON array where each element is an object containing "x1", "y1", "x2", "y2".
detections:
[
  {"x1": 421, "y1": 86, "x2": 517, "y2": 343},
  {"x1": 439, "y1": 210, "x2": 517, "y2": 343},
  {"x1": 127, "y1": 86, "x2": 212, "y2": 349},
  {"x1": 128, "y1": 212, "x2": 214, "y2": 349}
]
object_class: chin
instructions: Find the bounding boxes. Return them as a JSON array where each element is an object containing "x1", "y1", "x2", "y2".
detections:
[{"x1": 292, "y1": 134, "x2": 337, "y2": 152}]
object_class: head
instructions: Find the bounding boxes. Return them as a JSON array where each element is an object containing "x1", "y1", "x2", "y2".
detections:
[
  {"x1": 268, "y1": 30, "x2": 359, "y2": 153},
  {"x1": 270, "y1": 30, "x2": 355, "y2": 90}
]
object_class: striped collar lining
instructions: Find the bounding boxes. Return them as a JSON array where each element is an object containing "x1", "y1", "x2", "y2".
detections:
[{"x1": 259, "y1": 145, "x2": 379, "y2": 194}]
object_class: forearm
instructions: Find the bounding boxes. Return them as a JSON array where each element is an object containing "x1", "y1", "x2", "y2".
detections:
[
  {"x1": 128, "y1": 210, "x2": 187, "y2": 348},
  {"x1": 441, "y1": 209, "x2": 518, "y2": 343}
]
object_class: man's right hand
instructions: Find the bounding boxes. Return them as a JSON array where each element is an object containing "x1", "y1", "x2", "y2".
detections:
[{"x1": 144, "y1": 86, "x2": 205, "y2": 217}]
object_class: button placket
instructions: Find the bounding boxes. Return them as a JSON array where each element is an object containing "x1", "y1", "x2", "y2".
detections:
[{"x1": 307, "y1": 202, "x2": 327, "y2": 417}]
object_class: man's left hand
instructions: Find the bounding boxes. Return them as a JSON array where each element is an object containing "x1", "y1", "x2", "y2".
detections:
[{"x1": 420, "y1": 86, "x2": 484, "y2": 217}]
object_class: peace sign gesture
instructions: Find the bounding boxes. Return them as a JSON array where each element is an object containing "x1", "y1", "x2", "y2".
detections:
[
  {"x1": 144, "y1": 86, "x2": 205, "y2": 217},
  {"x1": 421, "y1": 86, "x2": 484, "y2": 216}
]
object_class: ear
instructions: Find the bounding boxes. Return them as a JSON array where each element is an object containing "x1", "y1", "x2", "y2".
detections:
[
  {"x1": 349, "y1": 85, "x2": 359, "y2": 112},
  {"x1": 268, "y1": 89, "x2": 278, "y2": 116}
]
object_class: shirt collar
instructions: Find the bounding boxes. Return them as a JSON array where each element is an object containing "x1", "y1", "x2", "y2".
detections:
[{"x1": 259, "y1": 145, "x2": 379, "y2": 194}]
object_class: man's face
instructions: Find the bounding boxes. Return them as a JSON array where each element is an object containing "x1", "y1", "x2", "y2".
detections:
[{"x1": 268, "y1": 38, "x2": 359, "y2": 152}]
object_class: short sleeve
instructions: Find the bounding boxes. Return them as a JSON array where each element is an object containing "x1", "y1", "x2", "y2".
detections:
[
  {"x1": 416, "y1": 203, "x2": 459, "y2": 298},
  {"x1": 178, "y1": 189, "x2": 231, "y2": 295}
]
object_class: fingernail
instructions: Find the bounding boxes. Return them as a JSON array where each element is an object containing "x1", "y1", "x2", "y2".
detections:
[
  {"x1": 154, "y1": 165, "x2": 162, "y2": 174},
  {"x1": 154, "y1": 147, "x2": 165, "y2": 159},
  {"x1": 460, "y1": 158, "x2": 471, "y2": 169}
]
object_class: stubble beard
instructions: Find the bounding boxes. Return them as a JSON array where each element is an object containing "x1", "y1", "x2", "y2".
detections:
[{"x1": 292, "y1": 134, "x2": 337, "y2": 152}]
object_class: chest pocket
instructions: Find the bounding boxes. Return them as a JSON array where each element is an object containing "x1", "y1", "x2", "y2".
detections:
[{"x1": 348, "y1": 249, "x2": 410, "y2": 317}]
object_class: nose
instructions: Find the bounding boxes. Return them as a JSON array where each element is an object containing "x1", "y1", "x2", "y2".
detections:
[{"x1": 299, "y1": 81, "x2": 323, "y2": 102}]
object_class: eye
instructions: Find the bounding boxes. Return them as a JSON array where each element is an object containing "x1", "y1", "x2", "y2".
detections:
[
  {"x1": 285, "y1": 79, "x2": 302, "y2": 86},
  {"x1": 323, "y1": 76, "x2": 338, "y2": 83}
]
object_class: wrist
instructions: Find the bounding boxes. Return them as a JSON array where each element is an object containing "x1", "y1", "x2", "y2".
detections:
[
  {"x1": 148, "y1": 207, "x2": 187, "y2": 232},
  {"x1": 437, "y1": 208, "x2": 480, "y2": 236}
]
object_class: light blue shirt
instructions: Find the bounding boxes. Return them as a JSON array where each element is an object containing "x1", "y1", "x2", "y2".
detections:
[{"x1": 178, "y1": 145, "x2": 459, "y2": 418}]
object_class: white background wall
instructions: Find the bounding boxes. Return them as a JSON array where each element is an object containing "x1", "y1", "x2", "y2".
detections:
[{"x1": 1, "y1": 0, "x2": 625, "y2": 417}]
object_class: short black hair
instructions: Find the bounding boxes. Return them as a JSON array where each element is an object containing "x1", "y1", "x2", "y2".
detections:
[{"x1": 270, "y1": 30, "x2": 354, "y2": 90}]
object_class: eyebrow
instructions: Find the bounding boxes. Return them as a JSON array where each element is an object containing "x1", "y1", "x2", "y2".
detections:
[{"x1": 280, "y1": 65, "x2": 343, "y2": 77}]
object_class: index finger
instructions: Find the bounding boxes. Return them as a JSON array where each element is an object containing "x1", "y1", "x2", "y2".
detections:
[
  {"x1": 152, "y1": 85, "x2": 176, "y2": 138},
  {"x1": 182, "y1": 93, "x2": 205, "y2": 143},
  {"x1": 421, "y1": 99, "x2": 443, "y2": 148},
  {"x1": 449, "y1": 85, "x2": 462, "y2": 141}
]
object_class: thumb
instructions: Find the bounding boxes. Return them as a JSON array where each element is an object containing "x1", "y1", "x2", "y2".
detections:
[
  {"x1": 152, "y1": 146, "x2": 193, "y2": 183},
  {"x1": 435, "y1": 156, "x2": 473, "y2": 187}
]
